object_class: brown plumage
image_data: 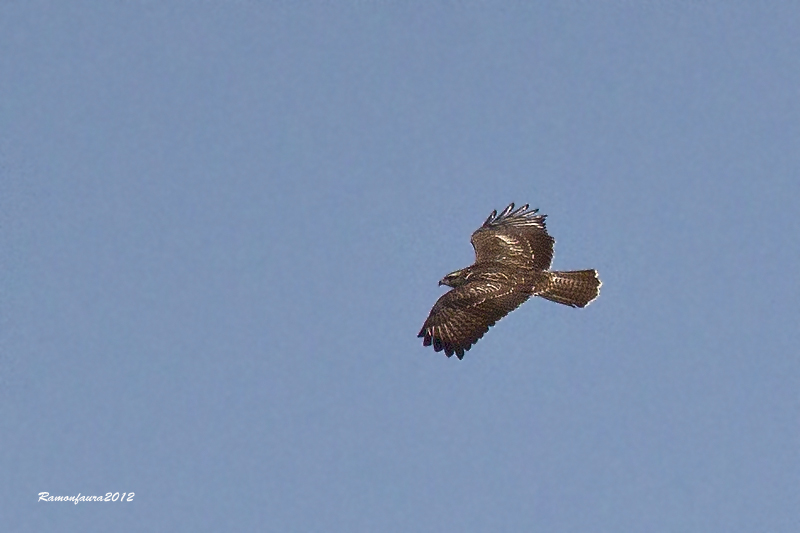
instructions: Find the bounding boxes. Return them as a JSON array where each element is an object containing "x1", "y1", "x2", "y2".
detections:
[{"x1": 418, "y1": 203, "x2": 601, "y2": 359}]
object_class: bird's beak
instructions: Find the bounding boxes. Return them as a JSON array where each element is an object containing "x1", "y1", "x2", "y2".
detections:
[{"x1": 438, "y1": 280, "x2": 444, "y2": 286}]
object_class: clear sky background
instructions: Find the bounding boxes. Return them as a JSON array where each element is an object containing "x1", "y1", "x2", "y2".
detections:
[{"x1": 2, "y1": 2, "x2": 799, "y2": 532}]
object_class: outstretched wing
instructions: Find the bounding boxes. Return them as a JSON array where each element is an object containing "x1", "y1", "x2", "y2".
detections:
[
  {"x1": 471, "y1": 203, "x2": 554, "y2": 270},
  {"x1": 417, "y1": 278, "x2": 532, "y2": 359}
]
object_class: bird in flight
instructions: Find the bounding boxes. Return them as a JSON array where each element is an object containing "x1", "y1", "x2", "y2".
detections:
[{"x1": 418, "y1": 203, "x2": 601, "y2": 359}]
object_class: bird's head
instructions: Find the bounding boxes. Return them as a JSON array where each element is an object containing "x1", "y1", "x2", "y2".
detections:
[{"x1": 439, "y1": 268, "x2": 469, "y2": 288}]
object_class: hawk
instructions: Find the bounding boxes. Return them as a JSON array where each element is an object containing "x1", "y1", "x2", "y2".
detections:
[{"x1": 418, "y1": 203, "x2": 601, "y2": 359}]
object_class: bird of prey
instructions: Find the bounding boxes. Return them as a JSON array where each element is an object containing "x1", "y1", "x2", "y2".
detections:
[{"x1": 418, "y1": 203, "x2": 601, "y2": 359}]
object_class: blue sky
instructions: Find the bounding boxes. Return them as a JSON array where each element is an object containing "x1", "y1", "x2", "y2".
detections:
[{"x1": 3, "y1": 3, "x2": 799, "y2": 531}]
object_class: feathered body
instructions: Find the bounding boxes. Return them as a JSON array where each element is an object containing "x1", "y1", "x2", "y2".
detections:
[{"x1": 418, "y1": 203, "x2": 601, "y2": 359}]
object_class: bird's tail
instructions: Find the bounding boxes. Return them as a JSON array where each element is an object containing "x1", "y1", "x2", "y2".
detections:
[{"x1": 538, "y1": 270, "x2": 601, "y2": 308}]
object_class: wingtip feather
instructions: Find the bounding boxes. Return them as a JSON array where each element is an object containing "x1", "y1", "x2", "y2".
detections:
[{"x1": 482, "y1": 202, "x2": 546, "y2": 228}]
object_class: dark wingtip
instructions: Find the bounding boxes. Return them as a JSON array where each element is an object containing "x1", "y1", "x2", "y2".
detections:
[
  {"x1": 484, "y1": 202, "x2": 544, "y2": 225},
  {"x1": 420, "y1": 328, "x2": 432, "y2": 346},
  {"x1": 483, "y1": 209, "x2": 498, "y2": 226},
  {"x1": 482, "y1": 202, "x2": 547, "y2": 230},
  {"x1": 420, "y1": 329, "x2": 475, "y2": 360},
  {"x1": 511, "y1": 203, "x2": 530, "y2": 216}
]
